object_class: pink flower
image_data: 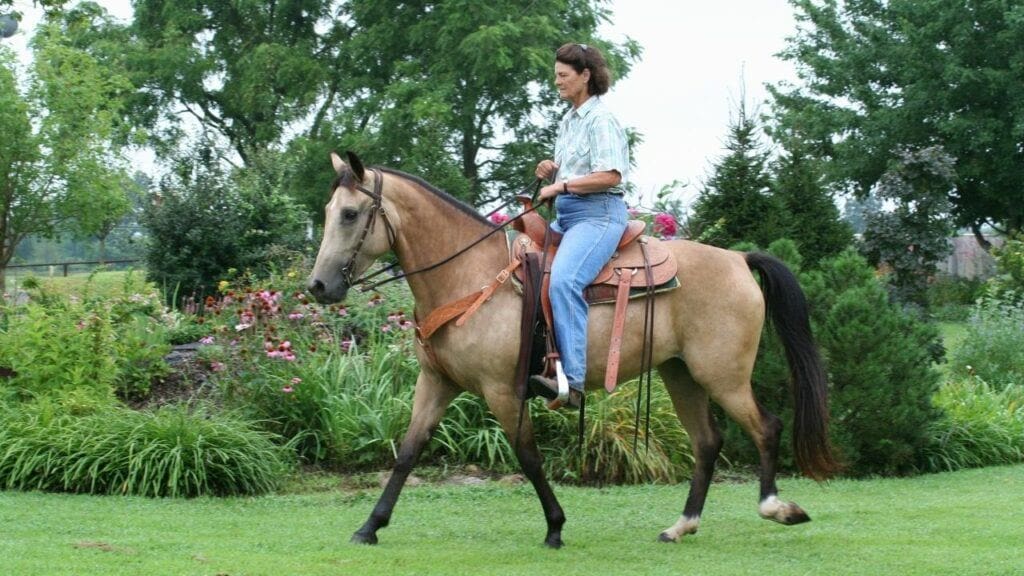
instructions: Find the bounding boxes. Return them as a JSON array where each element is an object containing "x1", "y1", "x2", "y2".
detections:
[
  {"x1": 288, "y1": 312, "x2": 305, "y2": 321},
  {"x1": 337, "y1": 307, "x2": 348, "y2": 316},
  {"x1": 210, "y1": 361, "x2": 226, "y2": 372},
  {"x1": 340, "y1": 339, "x2": 353, "y2": 352},
  {"x1": 489, "y1": 212, "x2": 511, "y2": 225},
  {"x1": 627, "y1": 207, "x2": 641, "y2": 217},
  {"x1": 282, "y1": 385, "x2": 294, "y2": 393},
  {"x1": 199, "y1": 336, "x2": 215, "y2": 345},
  {"x1": 291, "y1": 377, "x2": 302, "y2": 385},
  {"x1": 399, "y1": 320, "x2": 414, "y2": 330},
  {"x1": 381, "y1": 324, "x2": 392, "y2": 333},
  {"x1": 653, "y1": 213, "x2": 678, "y2": 238}
]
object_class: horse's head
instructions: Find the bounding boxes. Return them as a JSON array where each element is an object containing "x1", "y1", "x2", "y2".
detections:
[{"x1": 307, "y1": 151, "x2": 396, "y2": 304}]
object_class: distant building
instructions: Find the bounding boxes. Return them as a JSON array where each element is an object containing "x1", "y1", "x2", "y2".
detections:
[{"x1": 936, "y1": 235, "x2": 1002, "y2": 279}]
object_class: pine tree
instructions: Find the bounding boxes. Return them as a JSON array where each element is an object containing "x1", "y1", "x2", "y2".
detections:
[
  {"x1": 690, "y1": 98, "x2": 789, "y2": 249},
  {"x1": 770, "y1": 135, "x2": 853, "y2": 268}
]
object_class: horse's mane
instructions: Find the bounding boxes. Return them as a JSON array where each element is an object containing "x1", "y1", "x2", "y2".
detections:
[{"x1": 378, "y1": 167, "x2": 496, "y2": 228}]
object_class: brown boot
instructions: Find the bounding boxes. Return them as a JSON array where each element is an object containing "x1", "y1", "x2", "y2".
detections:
[{"x1": 528, "y1": 375, "x2": 582, "y2": 410}]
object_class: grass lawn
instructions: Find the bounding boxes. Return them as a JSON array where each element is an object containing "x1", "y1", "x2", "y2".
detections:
[{"x1": 2, "y1": 465, "x2": 1022, "y2": 576}]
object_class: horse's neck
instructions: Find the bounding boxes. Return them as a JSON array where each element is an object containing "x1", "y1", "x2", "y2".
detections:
[{"x1": 391, "y1": 190, "x2": 508, "y2": 314}]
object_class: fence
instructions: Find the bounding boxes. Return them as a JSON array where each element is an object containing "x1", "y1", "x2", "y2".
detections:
[{"x1": 6, "y1": 259, "x2": 141, "y2": 278}]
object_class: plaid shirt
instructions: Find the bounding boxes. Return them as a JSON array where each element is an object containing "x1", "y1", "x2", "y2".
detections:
[{"x1": 554, "y1": 96, "x2": 629, "y2": 194}]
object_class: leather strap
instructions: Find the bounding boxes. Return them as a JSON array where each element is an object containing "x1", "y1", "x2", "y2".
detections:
[
  {"x1": 604, "y1": 268, "x2": 637, "y2": 392},
  {"x1": 416, "y1": 257, "x2": 522, "y2": 341}
]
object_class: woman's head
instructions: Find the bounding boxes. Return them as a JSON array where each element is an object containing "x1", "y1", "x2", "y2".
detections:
[{"x1": 555, "y1": 42, "x2": 612, "y2": 97}]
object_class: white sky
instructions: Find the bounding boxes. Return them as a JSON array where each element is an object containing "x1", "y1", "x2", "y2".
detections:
[
  {"x1": 4, "y1": 0, "x2": 799, "y2": 207},
  {"x1": 602, "y1": 0, "x2": 799, "y2": 206}
]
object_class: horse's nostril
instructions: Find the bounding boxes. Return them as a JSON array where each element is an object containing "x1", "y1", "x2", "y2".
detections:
[{"x1": 308, "y1": 279, "x2": 325, "y2": 296}]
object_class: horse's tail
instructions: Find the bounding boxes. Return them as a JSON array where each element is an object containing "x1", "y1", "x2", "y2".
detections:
[{"x1": 745, "y1": 252, "x2": 840, "y2": 480}]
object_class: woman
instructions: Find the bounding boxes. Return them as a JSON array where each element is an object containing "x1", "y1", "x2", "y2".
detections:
[{"x1": 530, "y1": 42, "x2": 630, "y2": 410}]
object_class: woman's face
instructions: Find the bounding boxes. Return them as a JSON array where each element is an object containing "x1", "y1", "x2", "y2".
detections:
[{"x1": 554, "y1": 61, "x2": 590, "y2": 106}]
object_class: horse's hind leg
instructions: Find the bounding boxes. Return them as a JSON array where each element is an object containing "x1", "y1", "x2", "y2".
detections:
[
  {"x1": 483, "y1": 385, "x2": 566, "y2": 549},
  {"x1": 351, "y1": 371, "x2": 459, "y2": 545},
  {"x1": 711, "y1": 382, "x2": 811, "y2": 526},
  {"x1": 657, "y1": 358, "x2": 723, "y2": 543}
]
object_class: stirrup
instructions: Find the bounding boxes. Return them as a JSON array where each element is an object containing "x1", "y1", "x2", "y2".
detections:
[{"x1": 554, "y1": 360, "x2": 570, "y2": 404}]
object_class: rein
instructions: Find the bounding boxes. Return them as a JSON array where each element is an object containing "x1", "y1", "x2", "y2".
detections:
[{"x1": 350, "y1": 177, "x2": 544, "y2": 292}]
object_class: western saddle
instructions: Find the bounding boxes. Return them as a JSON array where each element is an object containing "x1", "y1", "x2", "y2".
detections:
[{"x1": 416, "y1": 197, "x2": 678, "y2": 395}]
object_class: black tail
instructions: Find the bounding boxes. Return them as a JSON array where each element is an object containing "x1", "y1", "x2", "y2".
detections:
[{"x1": 746, "y1": 252, "x2": 839, "y2": 480}]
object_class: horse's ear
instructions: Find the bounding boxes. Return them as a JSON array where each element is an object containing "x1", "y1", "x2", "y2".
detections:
[
  {"x1": 330, "y1": 151, "x2": 346, "y2": 174},
  {"x1": 345, "y1": 150, "x2": 366, "y2": 182}
]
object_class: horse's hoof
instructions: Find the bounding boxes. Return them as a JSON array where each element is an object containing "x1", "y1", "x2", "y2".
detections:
[
  {"x1": 658, "y1": 532, "x2": 678, "y2": 543},
  {"x1": 781, "y1": 508, "x2": 811, "y2": 525},
  {"x1": 544, "y1": 535, "x2": 564, "y2": 549},
  {"x1": 350, "y1": 531, "x2": 378, "y2": 545}
]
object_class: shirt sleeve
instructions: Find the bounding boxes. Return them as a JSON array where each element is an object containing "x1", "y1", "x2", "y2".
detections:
[{"x1": 587, "y1": 112, "x2": 629, "y2": 179}]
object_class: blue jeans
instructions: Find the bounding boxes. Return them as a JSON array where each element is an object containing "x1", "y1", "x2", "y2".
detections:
[{"x1": 549, "y1": 193, "x2": 628, "y2": 391}]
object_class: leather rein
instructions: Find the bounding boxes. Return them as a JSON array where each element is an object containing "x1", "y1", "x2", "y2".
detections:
[{"x1": 344, "y1": 170, "x2": 544, "y2": 293}]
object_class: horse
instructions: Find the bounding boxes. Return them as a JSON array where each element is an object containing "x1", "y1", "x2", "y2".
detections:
[{"x1": 307, "y1": 151, "x2": 838, "y2": 548}]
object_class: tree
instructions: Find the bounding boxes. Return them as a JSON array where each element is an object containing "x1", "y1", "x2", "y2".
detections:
[
  {"x1": 771, "y1": 0, "x2": 1024, "y2": 244},
  {"x1": 860, "y1": 146, "x2": 957, "y2": 306},
  {"x1": 0, "y1": 23, "x2": 131, "y2": 290},
  {"x1": 690, "y1": 97, "x2": 790, "y2": 248},
  {"x1": 769, "y1": 132, "x2": 852, "y2": 268},
  {"x1": 289, "y1": 0, "x2": 640, "y2": 210}
]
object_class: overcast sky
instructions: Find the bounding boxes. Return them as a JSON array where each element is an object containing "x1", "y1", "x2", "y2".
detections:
[
  {"x1": 5, "y1": 0, "x2": 800, "y2": 206},
  {"x1": 602, "y1": 0, "x2": 799, "y2": 206}
]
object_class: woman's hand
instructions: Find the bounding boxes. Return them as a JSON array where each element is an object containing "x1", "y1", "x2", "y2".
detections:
[
  {"x1": 535, "y1": 159, "x2": 559, "y2": 180},
  {"x1": 538, "y1": 182, "x2": 562, "y2": 201}
]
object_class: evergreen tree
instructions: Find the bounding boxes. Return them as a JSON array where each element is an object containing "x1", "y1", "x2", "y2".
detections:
[
  {"x1": 690, "y1": 98, "x2": 789, "y2": 249},
  {"x1": 770, "y1": 134, "x2": 853, "y2": 268}
]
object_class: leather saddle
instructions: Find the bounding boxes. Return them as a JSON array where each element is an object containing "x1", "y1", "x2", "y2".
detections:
[
  {"x1": 509, "y1": 197, "x2": 679, "y2": 393},
  {"x1": 509, "y1": 201, "x2": 678, "y2": 301}
]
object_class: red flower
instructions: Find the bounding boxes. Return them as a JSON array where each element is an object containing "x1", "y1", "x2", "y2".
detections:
[{"x1": 653, "y1": 213, "x2": 678, "y2": 238}]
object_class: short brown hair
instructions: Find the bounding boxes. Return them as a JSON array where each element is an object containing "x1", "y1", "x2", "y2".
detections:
[{"x1": 555, "y1": 42, "x2": 612, "y2": 96}]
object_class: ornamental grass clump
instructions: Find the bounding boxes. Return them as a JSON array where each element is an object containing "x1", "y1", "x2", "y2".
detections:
[
  {"x1": 0, "y1": 402, "x2": 290, "y2": 497},
  {"x1": 949, "y1": 295, "x2": 1024, "y2": 391}
]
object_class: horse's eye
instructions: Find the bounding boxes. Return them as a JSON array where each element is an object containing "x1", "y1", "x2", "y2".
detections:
[{"x1": 341, "y1": 208, "x2": 360, "y2": 224}]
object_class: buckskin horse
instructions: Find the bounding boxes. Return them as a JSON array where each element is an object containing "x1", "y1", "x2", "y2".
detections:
[{"x1": 307, "y1": 151, "x2": 838, "y2": 548}]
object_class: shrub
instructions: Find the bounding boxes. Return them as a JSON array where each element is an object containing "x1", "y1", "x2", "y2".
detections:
[
  {"x1": 926, "y1": 274, "x2": 984, "y2": 321},
  {"x1": 949, "y1": 296, "x2": 1024, "y2": 390},
  {"x1": 0, "y1": 402, "x2": 291, "y2": 497},
  {"x1": 986, "y1": 233, "x2": 1024, "y2": 299},
  {"x1": 925, "y1": 377, "x2": 1024, "y2": 471},
  {"x1": 722, "y1": 247, "x2": 945, "y2": 476},
  {"x1": 0, "y1": 274, "x2": 170, "y2": 401},
  {"x1": 142, "y1": 149, "x2": 307, "y2": 305}
]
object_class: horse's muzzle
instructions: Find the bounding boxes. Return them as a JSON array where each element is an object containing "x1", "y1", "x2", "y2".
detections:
[{"x1": 307, "y1": 277, "x2": 348, "y2": 304}]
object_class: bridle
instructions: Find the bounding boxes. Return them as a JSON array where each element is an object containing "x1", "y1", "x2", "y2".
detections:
[
  {"x1": 341, "y1": 170, "x2": 546, "y2": 293},
  {"x1": 338, "y1": 168, "x2": 397, "y2": 288}
]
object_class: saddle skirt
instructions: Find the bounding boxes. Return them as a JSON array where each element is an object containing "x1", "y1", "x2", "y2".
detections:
[{"x1": 510, "y1": 209, "x2": 679, "y2": 300}]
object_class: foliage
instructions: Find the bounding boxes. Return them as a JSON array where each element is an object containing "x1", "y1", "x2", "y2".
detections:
[
  {"x1": 141, "y1": 149, "x2": 307, "y2": 303},
  {"x1": 925, "y1": 377, "x2": 1024, "y2": 472},
  {"x1": 690, "y1": 98, "x2": 790, "y2": 248},
  {"x1": 722, "y1": 246, "x2": 945, "y2": 476},
  {"x1": 948, "y1": 295, "x2": 1024, "y2": 391},
  {"x1": 769, "y1": 132, "x2": 853, "y2": 268},
  {"x1": 0, "y1": 29, "x2": 131, "y2": 290},
  {"x1": 771, "y1": 0, "x2": 1024, "y2": 238},
  {"x1": 0, "y1": 401, "x2": 290, "y2": 497},
  {"x1": 535, "y1": 383, "x2": 694, "y2": 485},
  {"x1": 986, "y1": 233, "x2": 1024, "y2": 299},
  {"x1": 926, "y1": 274, "x2": 984, "y2": 321},
  {"x1": 859, "y1": 146, "x2": 957, "y2": 306},
  {"x1": 0, "y1": 272, "x2": 170, "y2": 401}
]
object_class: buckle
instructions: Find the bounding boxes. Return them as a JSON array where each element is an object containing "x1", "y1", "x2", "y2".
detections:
[{"x1": 496, "y1": 269, "x2": 510, "y2": 283}]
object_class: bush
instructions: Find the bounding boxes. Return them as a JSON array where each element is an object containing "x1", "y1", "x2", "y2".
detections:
[
  {"x1": 986, "y1": 233, "x2": 1024, "y2": 299},
  {"x1": 722, "y1": 247, "x2": 945, "y2": 476},
  {"x1": 925, "y1": 377, "x2": 1024, "y2": 471},
  {"x1": 926, "y1": 274, "x2": 984, "y2": 321},
  {"x1": 142, "y1": 149, "x2": 307, "y2": 305},
  {"x1": 0, "y1": 402, "x2": 291, "y2": 497},
  {"x1": 0, "y1": 275, "x2": 170, "y2": 402},
  {"x1": 948, "y1": 296, "x2": 1024, "y2": 390}
]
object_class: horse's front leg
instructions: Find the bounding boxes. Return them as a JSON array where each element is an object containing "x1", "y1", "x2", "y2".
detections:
[
  {"x1": 483, "y1": 385, "x2": 566, "y2": 548},
  {"x1": 351, "y1": 371, "x2": 459, "y2": 545}
]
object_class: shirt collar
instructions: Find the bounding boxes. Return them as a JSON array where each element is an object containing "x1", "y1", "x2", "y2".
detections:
[{"x1": 571, "y1": 96, "x2": 600, "y2": 119}]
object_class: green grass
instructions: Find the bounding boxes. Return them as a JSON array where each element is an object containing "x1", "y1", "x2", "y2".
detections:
[
  {"x1": 2, "y1": 465, "x2": 1022, "y2": 575},
  {"x1": 7, "y1": 270, "x2": 150, "y2": 299}
]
